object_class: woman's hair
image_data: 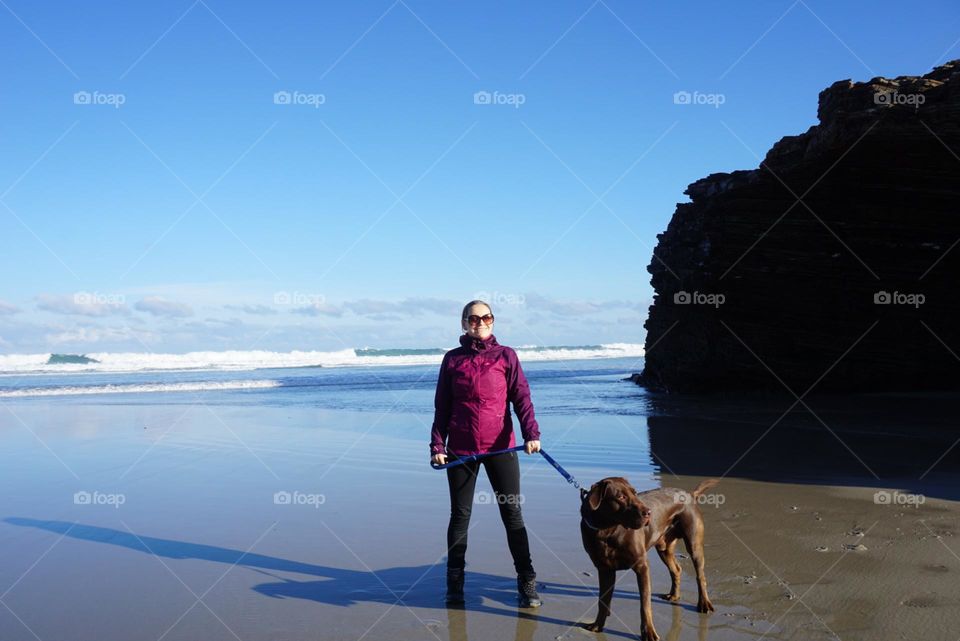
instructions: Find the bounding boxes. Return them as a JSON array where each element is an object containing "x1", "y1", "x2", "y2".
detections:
[{"x1": 461, "y1": 299, "x2": 492, "y2": 320}]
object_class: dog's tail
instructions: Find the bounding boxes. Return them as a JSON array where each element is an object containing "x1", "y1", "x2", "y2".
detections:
[{"x1": 691, "y1": 478, "x2": 720, "y2": 499}]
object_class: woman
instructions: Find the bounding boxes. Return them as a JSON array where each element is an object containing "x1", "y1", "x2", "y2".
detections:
[{"x1": 430, "y1": 299, "x2": 542, "y2": 607}]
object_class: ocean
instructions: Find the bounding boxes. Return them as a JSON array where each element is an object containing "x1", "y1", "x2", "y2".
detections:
[
  {"x1": 0, "y1": 343, "x2": 647, "y2": 408},
  {"x1": 0, "y1": 343, "x2": 656, "y2": 481}
]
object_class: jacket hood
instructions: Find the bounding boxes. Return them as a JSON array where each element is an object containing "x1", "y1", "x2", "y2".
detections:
[{"x1": 459, "y1": 333, "x2": 501, "y2": 352}]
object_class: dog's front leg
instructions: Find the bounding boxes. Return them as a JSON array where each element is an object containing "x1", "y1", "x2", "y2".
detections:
[
  {"x1": 583, "y1": 568, "x2": 615, "y2": 632},
  {"x1": 634, "y1": 561, "x2": 659, "y2": 641}
]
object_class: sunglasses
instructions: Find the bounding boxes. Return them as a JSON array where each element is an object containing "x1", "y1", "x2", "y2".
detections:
[{"x1": 464, "y1": 314, "x2": 494, "y2": 327}]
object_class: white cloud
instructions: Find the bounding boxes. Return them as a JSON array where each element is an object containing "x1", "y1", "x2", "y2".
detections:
[
  {"x1": 343, "y1": 298, "x2": 397, "y2": 315},
  {"x1": 401, "y1": 297, "x2": 462, "y2": 316},
  {"x1": 522, "y1": 292, "x2": 639, "y2": 316},
  {"x1": 45, "y1": 325, "x2": 160, "y2": 346},
  {"x1": 124, "y1": 280, "x2": 277, "y2": 306},
  {"x1": 36, "y1": 293, "x2": 129, "y2": 317},
  {"x1": 135, "y1": 296, "x2": 194, "y2": 318},
  {"x1": 343, "y1": 297, "x2": 460, "y2": 317},
  {"x1": 201, "y1": 317, "x2": 240, "y2": 326},
  {"x1": 224, "y1": 304, "x2": 277, "y2": 315},
  {"x1": 0, "y1": 300, "x2": 21, "y2": 315},
  {"x1": 292, "y1": 302, "x2": 344, "y2": 317},
  {"x1": 365, "y1": 313, "x2": 405, "y2": 322}
]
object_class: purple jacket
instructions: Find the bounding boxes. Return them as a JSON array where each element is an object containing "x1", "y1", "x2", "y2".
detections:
[{"x1": 430, "y1": 333, "x2": 541, "y2": 456}]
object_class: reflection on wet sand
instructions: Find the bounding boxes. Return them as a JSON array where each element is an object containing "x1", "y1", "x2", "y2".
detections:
[
  {"x1": 645, "y1": 391, "x2": 960, "y2": 500},
  {"x1": 443, "y1": 591, "x2": 711, "y2": 641}
]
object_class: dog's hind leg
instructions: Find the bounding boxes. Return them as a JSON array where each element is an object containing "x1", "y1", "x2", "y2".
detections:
[{"x1": 681, "y1": 515, "x2": 714, "y2": 613}]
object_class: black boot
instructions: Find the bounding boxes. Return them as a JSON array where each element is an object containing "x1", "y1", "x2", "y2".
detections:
[
  {"x1": 517, "y1": 572, "x2": 541, "y2": 608},
  {"x1": 445, "y1": 568, "x2": 465, "y2": 604}
]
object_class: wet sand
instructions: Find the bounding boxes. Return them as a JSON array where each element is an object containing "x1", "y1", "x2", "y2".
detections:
[{"x1": 0, "y1": 392, "x2": 956, "y2": 640}]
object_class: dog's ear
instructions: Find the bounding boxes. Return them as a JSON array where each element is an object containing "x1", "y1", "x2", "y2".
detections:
[{"x1": 586, "y1": 480, "x2": 608, "y2": 511}]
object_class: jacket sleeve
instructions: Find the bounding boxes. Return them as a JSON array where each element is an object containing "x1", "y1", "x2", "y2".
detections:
[
  {"x1": 430, "y1": 352, "x2": 452, "y2": 455},
  {"x1": 506, "y1": 348, "x2": 540, "y2": 442}
]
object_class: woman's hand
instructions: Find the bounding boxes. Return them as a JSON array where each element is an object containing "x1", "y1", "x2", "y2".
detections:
[
  {"x1": 525, "y1": 440, "x2": 541, "y2": 454},
  {"x1": 431, "y1": 453, "x2": 448, "y2": 466}
]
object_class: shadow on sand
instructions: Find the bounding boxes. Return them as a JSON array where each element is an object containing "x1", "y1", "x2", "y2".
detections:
[{"x1": 4, "y1": 517, "x2": 714, "y2": 640}]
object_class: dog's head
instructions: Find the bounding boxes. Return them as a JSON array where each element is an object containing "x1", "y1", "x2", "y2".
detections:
[{"x1": 582, "y1": 477, "x2": 651, "y2": 529}]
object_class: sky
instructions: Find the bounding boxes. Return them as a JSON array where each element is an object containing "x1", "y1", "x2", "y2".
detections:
[{"x1": 0, "y1": 1, "x2": 957, "y2": 353}]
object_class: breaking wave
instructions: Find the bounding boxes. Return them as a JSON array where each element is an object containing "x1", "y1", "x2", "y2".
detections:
[{"x1": 0, "y1": 343, "x2": 645, "y2": 375}]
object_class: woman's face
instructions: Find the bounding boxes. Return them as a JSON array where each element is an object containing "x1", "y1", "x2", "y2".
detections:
[{"x1": 462, "y1": 304, "x2": 494, "y2": 339}]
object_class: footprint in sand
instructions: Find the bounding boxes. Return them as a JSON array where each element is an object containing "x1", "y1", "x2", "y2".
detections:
[{"x1": 901, "y1": 593, "x2": 943, "y2": 608}]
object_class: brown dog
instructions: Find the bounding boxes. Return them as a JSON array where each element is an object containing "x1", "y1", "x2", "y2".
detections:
[{"x1": 579, "y1": 477, "x2": 719, "y2": 641}]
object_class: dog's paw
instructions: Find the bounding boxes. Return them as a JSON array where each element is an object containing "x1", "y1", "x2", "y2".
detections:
[
  {"x1": 582, "y1": 621, "x2": 605, "y2": 633},
  {"x1": 659, "y1": 592, "x2": 680, "y2": 602},
  {"x1": 640, "y1": 627, "x2": 660, "y2": 641},
  {"x1": 697, "y1": 597, "x2": 715, "y2": 613}
]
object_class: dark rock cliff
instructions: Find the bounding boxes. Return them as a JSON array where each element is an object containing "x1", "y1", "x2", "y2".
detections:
[{"x1": 639, "y1": 61, "x2": 960, "y2": 394}]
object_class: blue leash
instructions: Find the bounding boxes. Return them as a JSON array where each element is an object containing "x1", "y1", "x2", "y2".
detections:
[{"x1": 431, "y1": 445, "x2": 583, "y2": 491}]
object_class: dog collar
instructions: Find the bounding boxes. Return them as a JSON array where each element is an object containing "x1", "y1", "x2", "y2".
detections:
[{"x1": 581, "y1": 512, "x2": 604, "y2": 531}]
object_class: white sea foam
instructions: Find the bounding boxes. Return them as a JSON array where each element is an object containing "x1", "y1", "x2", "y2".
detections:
[
  {"x1": 0, "y1": 343, "x2": 645, "y2": 375},
  {"x1": 0, "y1": 379, "x2": 282, "y2": 398}
]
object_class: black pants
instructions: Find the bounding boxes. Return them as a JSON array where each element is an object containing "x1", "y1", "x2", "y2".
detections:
[{"x1": 445, "y1": 450, "x2": 534, "y2": 577}]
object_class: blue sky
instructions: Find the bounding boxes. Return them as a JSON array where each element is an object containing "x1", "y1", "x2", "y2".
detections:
[{"x1": 0, "y1": 1, "x2": 957, "y2": 353}]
